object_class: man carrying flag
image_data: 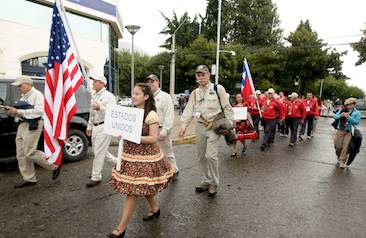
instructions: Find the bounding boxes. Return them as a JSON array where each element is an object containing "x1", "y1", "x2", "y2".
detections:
[{"x1": 44, "y1": 1, "x2": 85, "y2": 172}]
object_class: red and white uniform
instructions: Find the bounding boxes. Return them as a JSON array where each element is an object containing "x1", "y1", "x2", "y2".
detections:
[
  {"x1": 247, "y1": 97, "x2": 260, "y2": 115},
  {"x1": 302, "y1": 99, "x2": 319, "y2": 117},
  {"x1": 260, "y1": 98, "x2": 284, "y2": 120},
  {"x1": 288, "y1": 99, "x2": 306, "y2": 119}
]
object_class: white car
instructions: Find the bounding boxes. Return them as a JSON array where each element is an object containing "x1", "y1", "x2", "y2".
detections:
[{"x1": 118, "y1": 97, "x2": 132, "y2": 107}]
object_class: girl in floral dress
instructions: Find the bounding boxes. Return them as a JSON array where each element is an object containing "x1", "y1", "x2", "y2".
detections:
[
  {"x1": 231, "y1": 94, "x2": 258, "y2": 158},
  {"x1": 107, "y1": 83, "x2": 174, "y2": 238}
]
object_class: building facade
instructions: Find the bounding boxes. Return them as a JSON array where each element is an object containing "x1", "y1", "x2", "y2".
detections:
[{"x1": 0, "y1": 0, "x2": 123, "y2": 94}]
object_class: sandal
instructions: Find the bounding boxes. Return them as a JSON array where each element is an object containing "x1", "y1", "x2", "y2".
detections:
[
  {"x1": 107, "y1": 228, "x2": 125, "y2": 238},
  {"x1": 142, "y1": 208, "x2": 160, "y2": 221}
]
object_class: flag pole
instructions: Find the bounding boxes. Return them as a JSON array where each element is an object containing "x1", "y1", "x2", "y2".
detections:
[
  {"x1": 244, "y1": 58, "x2": 262, "y2": 118},
  {"x1": 57, "y1": 0, "x2": 91, "y2": 91}
]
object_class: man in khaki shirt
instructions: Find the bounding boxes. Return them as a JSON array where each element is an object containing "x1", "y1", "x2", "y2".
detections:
[
  {"x1": 5, "y1": 76, "x2": 60, "y2": 188},
  {"x1": 179, "y1": 65, "x2": 233, "y2": 197}
]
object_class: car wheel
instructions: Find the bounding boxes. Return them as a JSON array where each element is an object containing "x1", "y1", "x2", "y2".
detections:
[{"x1": 62, "y1": 129, "x2": 88, "y2": 162}]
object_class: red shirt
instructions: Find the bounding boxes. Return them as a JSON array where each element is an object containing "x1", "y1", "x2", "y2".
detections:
[
  {"x1": 302, "y1": 99, "x2": 319, "y2": 116},
  {"x1": 247, "y1": 97, "x2": 260, "y2": 115},
  {"x1": 288, "y1": 99, "x2": 306, "y2": 119},
  {"x1": 260, "y1": 98, "x2": 284, "y2": 120}
]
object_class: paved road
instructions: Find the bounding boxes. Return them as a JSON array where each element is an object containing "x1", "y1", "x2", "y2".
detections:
[{"x1": 0, "y1": 118, "x2": 365, "y2": 238}]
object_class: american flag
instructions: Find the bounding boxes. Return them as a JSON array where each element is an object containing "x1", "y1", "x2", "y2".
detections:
[
  {"x1": 241, "y1": 58, "x2": 256, "y2": 103},
  {"x1": 44, "y1": 1, "x2": 84, "y2": 166}
]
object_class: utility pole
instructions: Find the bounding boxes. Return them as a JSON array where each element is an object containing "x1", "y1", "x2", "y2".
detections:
[{"x1": 215, "y1": 0, "x2": 222, "y2": 85}]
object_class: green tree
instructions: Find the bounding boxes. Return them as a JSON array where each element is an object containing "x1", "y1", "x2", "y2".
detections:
[
  {"x1": 352, "y1": 26, "x2": 366, "y2": 65},
  {"x1": 203, "y1": 0, "x2": 282, "y2": 46},
  {"x1": 118, "y1": 51, "x2": 151, "y2": 96},
  {"x1": 285, "y1": 20, "x2": 345, "y2": 94},
  {"x1": 160, "y1": 11, "x2": 200, "y2": 49},
  {"x1": 314, "y1": 76, "x2": 365, "y2": 99}
]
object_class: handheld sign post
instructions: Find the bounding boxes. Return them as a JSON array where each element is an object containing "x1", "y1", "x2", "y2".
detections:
[
  {"x1": 104, "y1": 105, "x2": 144, "y2": 171},
  {"x1": 233, "y1": 107, "x2": 248, "y2": 121}
]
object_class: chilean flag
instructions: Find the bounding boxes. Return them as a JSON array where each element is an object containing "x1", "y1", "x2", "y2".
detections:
[{"x1": 241, "y1": 58, "x2": 256, "y2": 103}]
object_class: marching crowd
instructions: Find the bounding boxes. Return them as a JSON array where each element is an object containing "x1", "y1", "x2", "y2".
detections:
[{"x1": 3, "y1": 64, "x2": 362, "y2": 238}]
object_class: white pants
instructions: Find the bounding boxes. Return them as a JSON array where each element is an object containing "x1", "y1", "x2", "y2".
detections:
[
  {"x1": 157, "y1": 130, "x2": 179, "y2": 173},
  {"x1": 91, "y1": 124, "x2": 116, "y2": 181}
]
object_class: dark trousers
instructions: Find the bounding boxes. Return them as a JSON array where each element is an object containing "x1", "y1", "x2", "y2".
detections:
[
  {"x1": 284, "y1": 117, "x2": 291, "y2": 135},
  {"x1": 262, "y1": 119, "x2": 277, "y2": 145},
  {"x1": 300, "y1": 115, "x2": 314, "y2": 136},
  {"x1": 252, "y1": 114, "x2": 260, "y2": 135},
  {"x1": 289, "y1": 117, "x2": 301, "y2": 143}
]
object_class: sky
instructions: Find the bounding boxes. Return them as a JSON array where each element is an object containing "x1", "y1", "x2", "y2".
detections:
[{"x1": 118, "y1": 0, "x2": 366, "y2": 92}]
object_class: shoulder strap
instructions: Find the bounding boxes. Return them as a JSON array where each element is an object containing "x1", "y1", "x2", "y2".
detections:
[{"x1": 214, "y1": 84, "x2": 224, "y2": 113}]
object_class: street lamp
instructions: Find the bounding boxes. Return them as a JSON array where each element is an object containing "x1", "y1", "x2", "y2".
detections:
[
  {"x1": 125, "y1": 25, "x2": 141, "y2": 96},
  {"x1": 215, "y1": 0, "x2": 222, "y2": 85},
  {"x1": 158, "y1": 65, "x2": 164, "y2": 90},
  {"x1": 170, "y1": 18, "x2": 187, "y2": 99}
]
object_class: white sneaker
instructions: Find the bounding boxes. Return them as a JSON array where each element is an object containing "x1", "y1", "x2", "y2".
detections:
[
  {"x1": 299, "y1": 135, "x2": 305, "y2": 141},
  {"x1": 307, "y1": 136, "x2": 312, "y2": 140},
  {"x1": 340, "y1": 162, "x2": 348, "y2": 169}
]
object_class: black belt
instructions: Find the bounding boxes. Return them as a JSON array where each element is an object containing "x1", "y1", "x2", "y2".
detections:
[{"x1": 93, "y1": 122, "x2": 104, "y2": 126}]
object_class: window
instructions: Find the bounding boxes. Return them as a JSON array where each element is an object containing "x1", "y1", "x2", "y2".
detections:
[
  {"x1": 21, "y1": 56, "x2": 47, "y2": 77},
  {"x1": 0, "y1": 83, "x2": 7, "y2": 105},
  {"x1": 0, "y1": 0, "x2": 106, "y2": 42}
]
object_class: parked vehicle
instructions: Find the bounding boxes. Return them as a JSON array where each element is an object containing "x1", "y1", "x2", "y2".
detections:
[
  {"x1": 0, "y1": 77, "x2": 91, "y2": 163},
  {"x1": 117, "y1": 96, "x2": 132, "y2": 107}
]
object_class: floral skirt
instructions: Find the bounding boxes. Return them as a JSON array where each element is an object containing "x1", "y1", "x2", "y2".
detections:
[
  {"x1": 235, "y1": 120, "x2": 259, "y2": 141},
  {"x1": 109, "y1": 150, "x2": 174, "y2": 196}
]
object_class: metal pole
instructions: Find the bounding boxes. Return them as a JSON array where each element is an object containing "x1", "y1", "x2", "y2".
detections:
[
  {"x1": 131, "y1": 34, "x2": 135, "y2": 96},
  {"x1": 215, "y1": 0, "x2": 222, "y2": 85},
  {"x1": 170, "y1": 34, "x2": 176, "y2": 98},
  {"x1": 319, "y1": 79, "x2": 324, "y2": 99},
  {"x1": 160, "y1": 68, "x2": 163, "y2": 89},
  {"x1": 58, "y1": 0, "x2": 90, "y2": 91}
]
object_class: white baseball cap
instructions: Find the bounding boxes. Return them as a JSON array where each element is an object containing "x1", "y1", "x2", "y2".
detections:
[
  {"x1": 289, "y1": 92, "x2": 298, "y2": 98},
  {"x1": 268, "y1": 88, "x2": 275, "y2": 94},
  {"x1": 90, "y1": 75, "x2": 107, "y2": 85}
]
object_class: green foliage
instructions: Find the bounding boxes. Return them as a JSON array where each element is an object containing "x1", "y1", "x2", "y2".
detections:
[
  {"x1": 203, "y1": 0, "x2": 282, "y2": 46},
  {"x1": 314, "y1": 76, "x2": 365, "y2": 99},
  {"x1": 160, "y1": 11, "x2": 199, "y2": 49},
  {"x1": 352, "y1": 26, "x2": 366, "y2": 65},
  {"x1": 118, "y1": 51, "x2": 151, "y2": 96}
]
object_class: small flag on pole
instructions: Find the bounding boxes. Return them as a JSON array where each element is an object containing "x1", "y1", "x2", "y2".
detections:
[
  {"x1": 241, "y1": 58, "x2": 256, "y2": 103},
  {"x1": 44, "y1": 0, "x2": 84, "y2": 166}
]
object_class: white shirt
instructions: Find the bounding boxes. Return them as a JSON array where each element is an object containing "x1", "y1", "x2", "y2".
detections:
[
  {"x1": 87, "y1": 88, "x2": 116, "y2": 130},
  {"x1": 154, "y1": 89, "x2": 174, "y2": 136},
  {"x1": 17, "y1": 87, "x2": 44, "y2": 119}
]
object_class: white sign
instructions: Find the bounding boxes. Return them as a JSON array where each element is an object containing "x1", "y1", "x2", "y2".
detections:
[
  {"x1": 104, "y1": 105, "x2": 144, "y2": 144},
  {"x1": 233, "y1": 107, "x2": 248, "y2": 120}
]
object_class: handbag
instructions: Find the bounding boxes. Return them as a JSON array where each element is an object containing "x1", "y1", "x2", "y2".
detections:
[{"x1": 211, "y1": 85, "x2": 236, "y2": 144}]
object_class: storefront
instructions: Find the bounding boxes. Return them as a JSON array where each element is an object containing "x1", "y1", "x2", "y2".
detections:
[{"x1": 0, "y1": 0, "x2": 123, "y2": 94}]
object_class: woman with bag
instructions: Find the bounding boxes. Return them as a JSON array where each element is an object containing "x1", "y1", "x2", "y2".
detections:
[
  {"x1": 231, "y1": 94, "x2": 258, "y2": 158},
  {"x1": 107, "y1": 83, "x2": 174, "y2": 238},
  {"x1": 332, "y1": 97, "x2": 361, "y2": 169}
]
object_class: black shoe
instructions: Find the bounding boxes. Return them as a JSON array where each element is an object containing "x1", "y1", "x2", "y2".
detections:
[
  {"x1": 142, "y1": 209, "x2": 160, "y2": 221},
  {"x1": 260, "y1": 144, "x2": 266, "y2": 151},
  {"x1": 86, "y1": 180, "x2": 101, "y2": 187},
  {"x1": 52, "y1": 165, "x2": 62, "y2": 180},
  {"x1": 195, "y1": 185, "x2": 210, "y2": 193},
  {"x1": 107, "y1": 229, "x2": 125, "y2": 238},
  {"x1": 171, "y1": 171, "x2": 179, "y2": 181},
  {"x1": 14, "y1": 180, "x2": 37, "y2": 188}
]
